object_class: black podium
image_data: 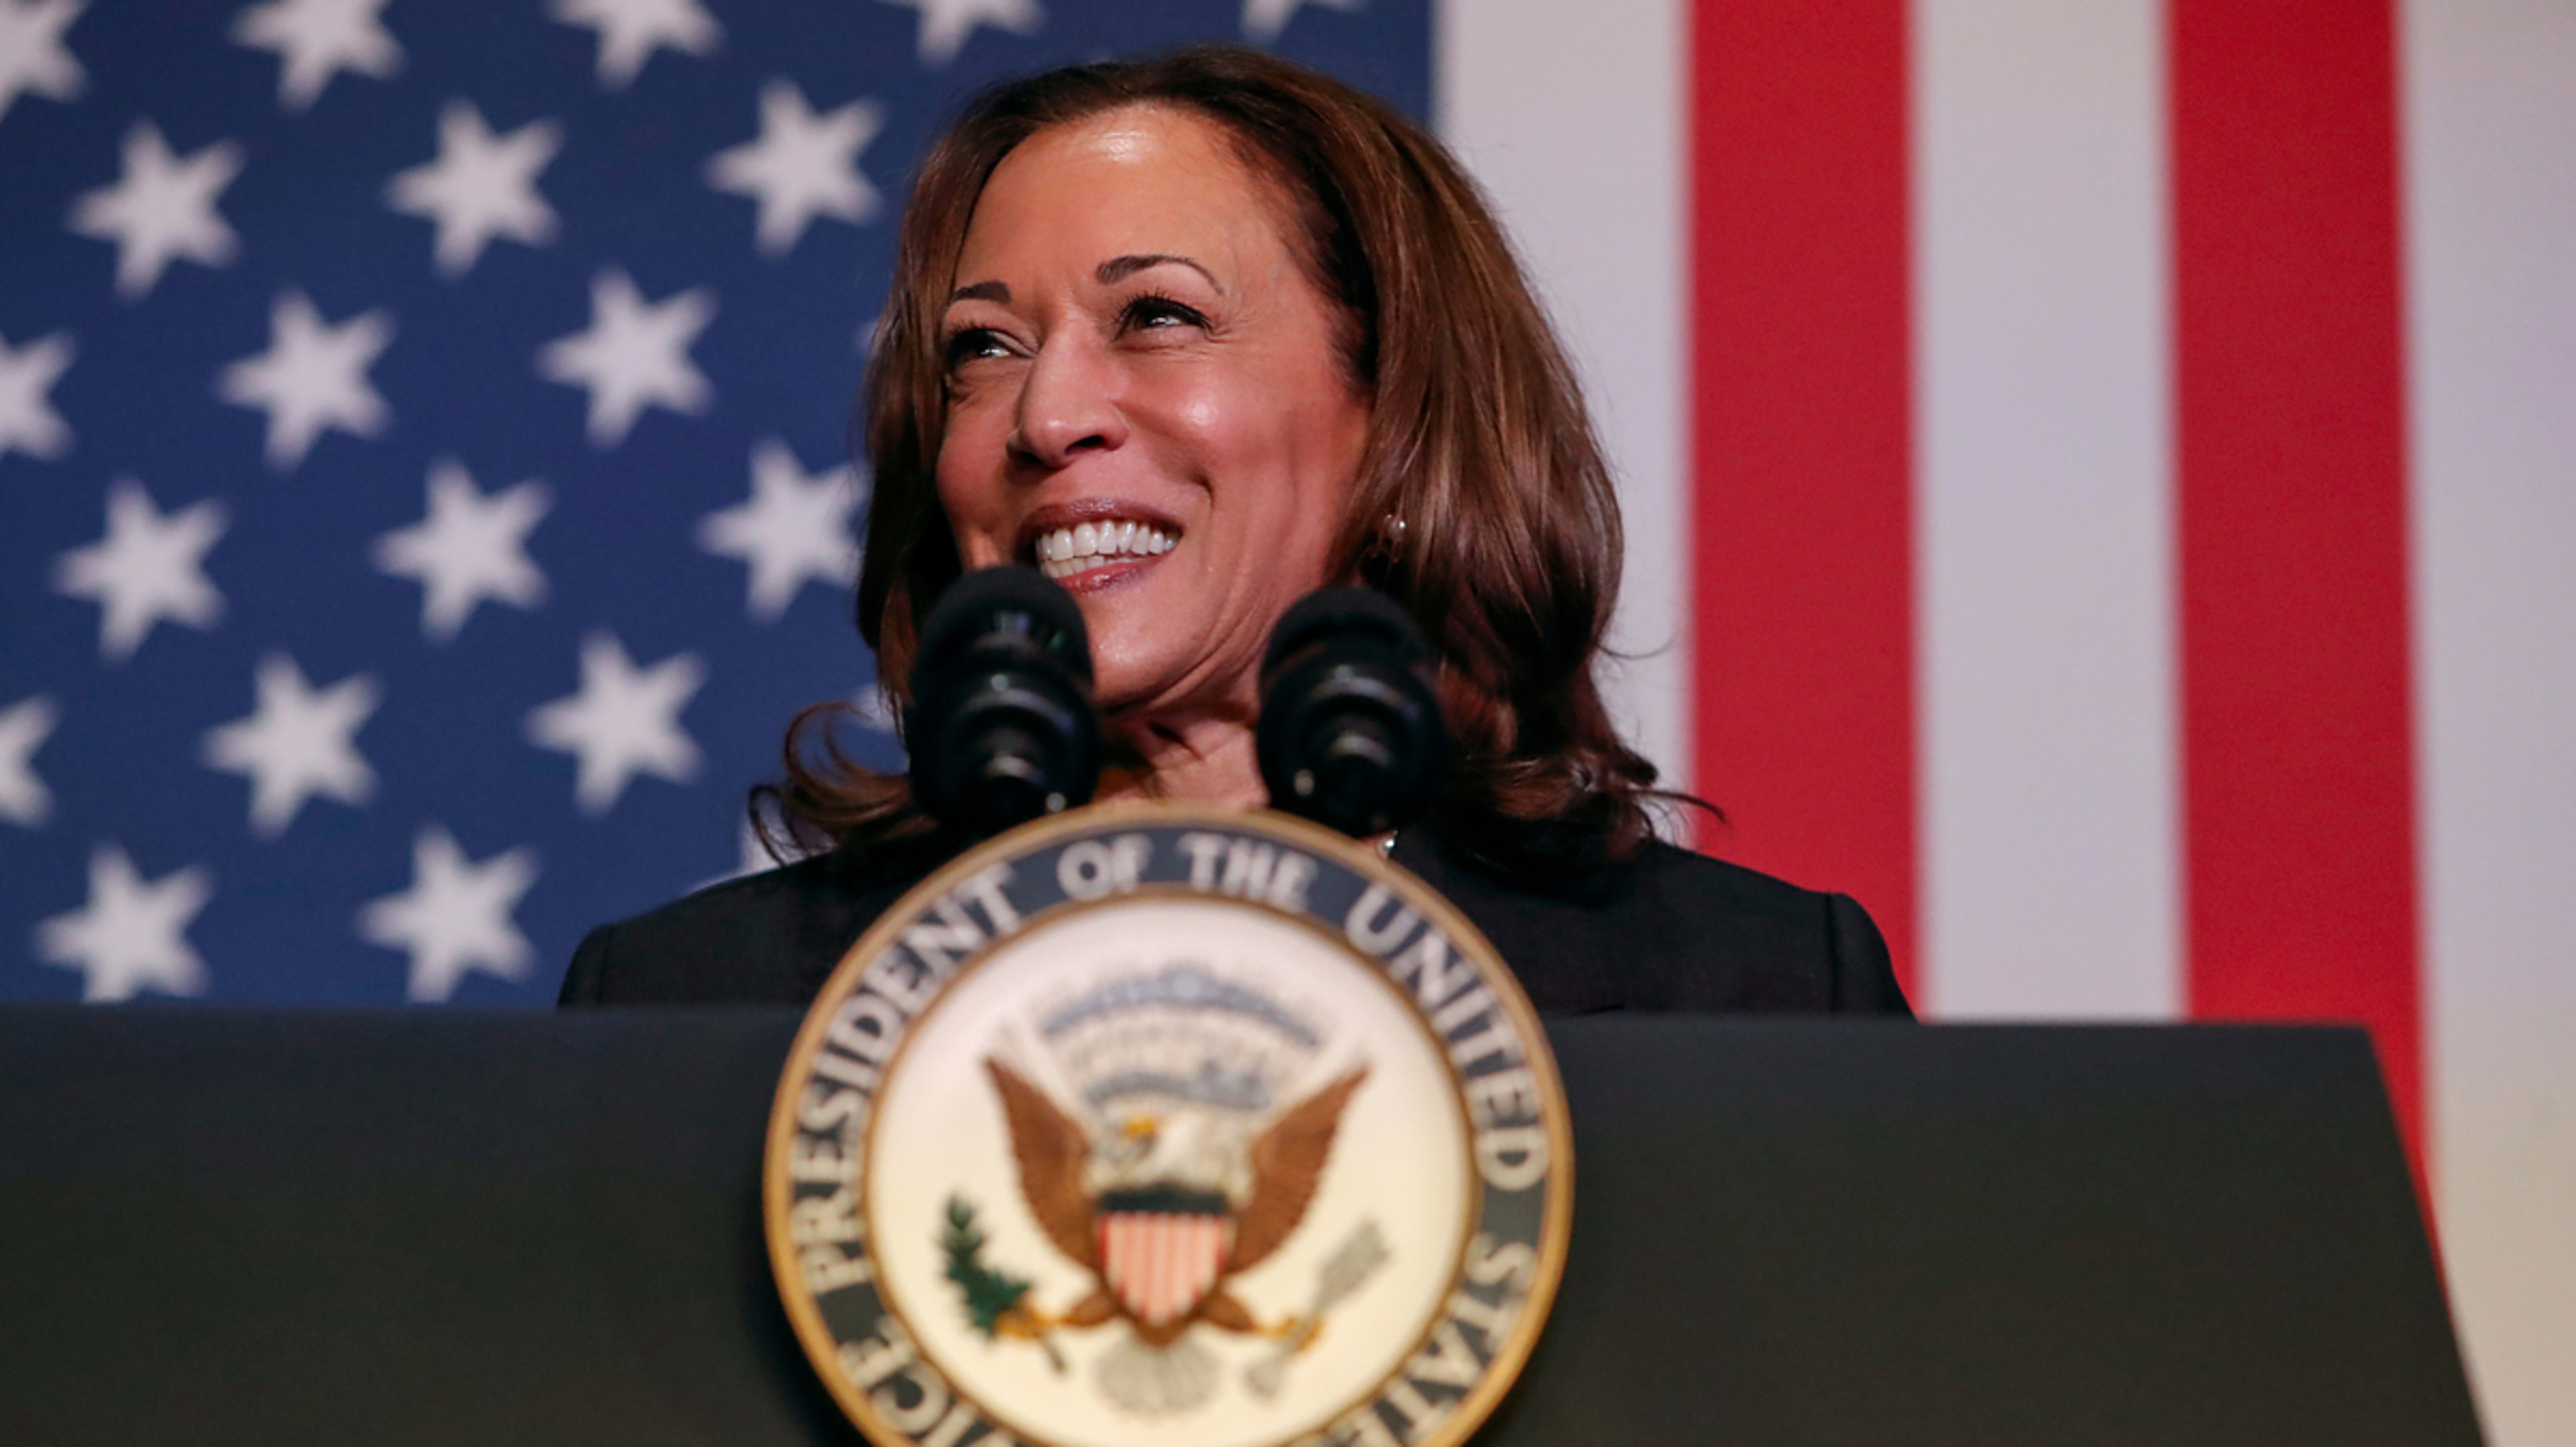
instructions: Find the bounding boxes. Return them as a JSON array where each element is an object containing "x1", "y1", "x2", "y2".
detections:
[{"x1": 0, "y1": 1008, "x2": 2479, "y2": 1445}]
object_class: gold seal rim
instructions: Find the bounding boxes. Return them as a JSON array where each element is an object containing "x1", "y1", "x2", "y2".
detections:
[{"x1": 762, "y1": 802, "x2": 1576, "y2": 1447}]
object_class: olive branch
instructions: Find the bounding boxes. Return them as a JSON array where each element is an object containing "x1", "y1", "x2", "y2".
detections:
[{"x1": 942, "y1": 1195, "x2": 1064, "y2": 1372}]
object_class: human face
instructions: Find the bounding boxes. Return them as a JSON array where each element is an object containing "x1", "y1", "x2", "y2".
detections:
[{"x1": 934, "y1": 105, "x2": 1371, "y2": 717}]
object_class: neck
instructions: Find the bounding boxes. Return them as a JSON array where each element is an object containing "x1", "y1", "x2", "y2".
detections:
[{"x1": 1096, "y1": 705, "x2": 1266, "y2": 810}]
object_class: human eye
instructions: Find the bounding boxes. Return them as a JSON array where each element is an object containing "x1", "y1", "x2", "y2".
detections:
[
  {"x1": 941, "y1": 327, "x2": 1014, "y2": 372},
  {"x1": 1118, "y1": 292, "x2": 1210, "y2": 335}
]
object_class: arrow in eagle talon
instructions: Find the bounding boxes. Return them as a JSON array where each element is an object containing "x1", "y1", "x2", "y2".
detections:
[{"x1": 1244, "y1": 1220, "x2": 1391, "y2": 1399}]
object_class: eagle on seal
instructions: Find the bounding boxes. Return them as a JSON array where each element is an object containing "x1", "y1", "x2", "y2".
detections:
[{"x1": 980, "y1": 1057, "x2": 1368, "y2": 1412}]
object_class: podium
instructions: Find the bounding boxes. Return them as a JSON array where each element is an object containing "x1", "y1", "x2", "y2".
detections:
[{"x1": 0, "y1": 1008, "x2": 2479, "y2": 1445}]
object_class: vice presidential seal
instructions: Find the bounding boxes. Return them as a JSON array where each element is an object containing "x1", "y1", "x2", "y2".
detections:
[{"x1": 764, "y1": 805, "x2": 1571, "y2": 1447}]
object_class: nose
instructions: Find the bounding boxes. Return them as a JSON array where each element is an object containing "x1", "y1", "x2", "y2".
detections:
[{"x1": 1008, "y1": 333, "x2": 1126, "y2": 468}]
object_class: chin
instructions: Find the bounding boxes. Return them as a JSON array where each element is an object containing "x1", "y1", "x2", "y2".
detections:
[
  {"x1": 1042, "y1": 556, "x2": 1279, "y2": 718},
  {"x1": 1088, "y1": 654, "x2": 1190, "y2": 714},
  {"x1": 1088, "y1": 635, "x2": 1256, "y2": 720}
]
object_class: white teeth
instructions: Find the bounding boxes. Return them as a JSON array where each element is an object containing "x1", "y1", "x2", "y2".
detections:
[{"x1": 1032, "y1": 521, "x2": 1177, "y2": 579}]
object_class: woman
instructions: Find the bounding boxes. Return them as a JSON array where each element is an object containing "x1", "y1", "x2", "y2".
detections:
[{"x1": 559, "y1": 46, "x2": 1908, "y2": 1017}]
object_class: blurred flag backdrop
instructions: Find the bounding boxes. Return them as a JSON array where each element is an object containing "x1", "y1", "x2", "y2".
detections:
[
  {"x1": 3, "y1": 1, "x2": 2569, "y2": 1437},
  {"x1": 0, "y1": 0, "x2": 1432, "y2": 1018}
]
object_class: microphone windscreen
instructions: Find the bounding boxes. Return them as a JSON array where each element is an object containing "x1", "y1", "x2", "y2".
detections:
[
  {"x1": 1262, "y1": 585, "x2": 1425, "y2": 675},
  {"x1": 916, "y1": 566, "x2": 1092, "y2": 682}
]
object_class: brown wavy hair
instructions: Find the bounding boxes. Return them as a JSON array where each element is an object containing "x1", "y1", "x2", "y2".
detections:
[{"x1": 767, "y1": 44, "x2": 1684, "y2": 879}]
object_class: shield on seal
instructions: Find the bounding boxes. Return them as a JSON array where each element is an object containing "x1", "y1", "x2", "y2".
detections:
[{"x1": 1097, "y1": 1199, "x2": 1233, "y2": 1327}]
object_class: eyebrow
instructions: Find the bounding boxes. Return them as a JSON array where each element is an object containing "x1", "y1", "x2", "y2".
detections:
[
  {"x1": 1097, "y1": 253, "x2": 1220, "y2": 290},
  {"x1": 943, "y1": 254, "x2": 1221, "y2": 309}
]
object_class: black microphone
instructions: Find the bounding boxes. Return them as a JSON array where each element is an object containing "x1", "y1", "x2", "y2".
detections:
[
  {"x1": 905, "y1": 567, "x2": 1102, "y2": 837},
  {"x1": 1257, "y1": 586, "x2": 1446, "y2": 839}
]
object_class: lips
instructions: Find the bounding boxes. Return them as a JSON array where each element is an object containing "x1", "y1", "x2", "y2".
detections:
[
  {"x1": 1034, "y1": 519, "x2": 1177, "y2": 580},
  {"x1": 1015, "y1": 501, "x2": 1184, "y2": 583}
]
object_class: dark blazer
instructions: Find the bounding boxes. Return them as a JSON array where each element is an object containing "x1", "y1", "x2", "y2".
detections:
[{"x1": 560, "y1": 820, "x2": 1911, "y2": 1016}]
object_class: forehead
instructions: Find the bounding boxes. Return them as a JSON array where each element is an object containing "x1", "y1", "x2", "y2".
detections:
[{"x1": 953, "y1": 105, "x2": 1299, "y2": 283}]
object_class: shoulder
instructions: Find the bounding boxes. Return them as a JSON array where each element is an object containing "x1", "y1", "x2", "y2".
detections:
[
  {"x1": 557, "y1": 838, "x2": 947, "y2": 1007},
  {"x1": 1627, "y1": 843, "x2": 1910, "y2": 1014},
  {"x1": 1401, "y1": 829, "x2": 1911, "y2": 1017}
]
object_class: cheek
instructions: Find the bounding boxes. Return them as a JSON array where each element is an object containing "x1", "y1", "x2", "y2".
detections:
[
  {"x1": 1171, "y1": 390, "x2": 1224, "y2": 437},
  {"x1": 1269, "y1": 386, "x2": 1368, "y2": 527},
  {"x1": 933, "y1": 413, "x2": 1014, "y2": 561},
  {"x1": 1169, "y1": 376, "x2": 1328, "y2": 503}
]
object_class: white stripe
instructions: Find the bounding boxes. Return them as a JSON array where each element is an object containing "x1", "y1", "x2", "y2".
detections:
[
  {"x1": 1146, "y1": 1216, "x2": 1169, "y2": 1323},
  {"x1": 1436, "y1": 0, "x2": 1692, "y2": 791},
  {"x1": 2404, "y1": 1, "x2": 2576, "y2": 1438},
  {"x1": 1912, "y1": 0, "x2": 2180, "y2": 1018},
  {"x1": 1157, "y1": 1216, "x2": 1183, "y2": 1323}
]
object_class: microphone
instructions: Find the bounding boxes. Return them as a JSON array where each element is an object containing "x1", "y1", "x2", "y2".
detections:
[
  {"x1": 1257, "y1": 586, "x2": 1446, "y2": 839},
  {"x1": 906, "y1": 567, "x2": 1102, "y2": 837}
]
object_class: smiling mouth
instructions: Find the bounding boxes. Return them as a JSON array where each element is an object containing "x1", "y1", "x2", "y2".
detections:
[{"x1": 1032, "y1": 519, "x2": 1178, "y2": 581}]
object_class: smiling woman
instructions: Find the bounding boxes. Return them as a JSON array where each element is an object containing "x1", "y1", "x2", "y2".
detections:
[
  {"x1": 559, "y1": 47, "x2": 1910, "y2": 1018},
  {"x1": 932, "y1": 104, "x2": 1372, "y2": 793},
  {"x1": 824, "y1": 46, "x2": 1652, "y2": 853}
]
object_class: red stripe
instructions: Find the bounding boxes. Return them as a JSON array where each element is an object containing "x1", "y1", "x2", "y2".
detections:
[
  {"x1": 2170, "y1": 3, "x2": 2424, "y2": 1185},
  {"x1": 1136, "y1": 1216, "x2": 1159, "y2": 1322},
  {"x1": 1140, "y1": 1216, "x2": 1160, "y2": 1320},
  {"x1": 1152, "y1": 1216, "x2": 1177, "y2": 1323},
  {"x1": 1690, "y1": 0, "x2": 1917, "y2": 996}
]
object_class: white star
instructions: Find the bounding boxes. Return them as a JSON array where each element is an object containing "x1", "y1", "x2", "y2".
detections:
[
  {"x1": 706, "y1": 80, "x2": 883, "y2": 258},
  {"x1": 37, "y1": 845, "x2": 213, "y2": 1002},
  {"x1": 54, "y1": 478, "x2": 227, "y2": 662},
  {"x1": 1242, "y1": 0, "x2": 1360, "y2": 43},
  {"x1": 358, "y1": 825, "x2": 538, "y2": 1002},
  {"x1": 66, "y1": 120, "x2": 242, "y2": 301},
  {"x1": 216, "y1": 289, "x2": 394, "y2": 470},
  {"x1": 881, "y1": 0, "x2": 1039, "y2": 67},
  {"x1": 231, "y1": 0, "x2": 401, "y2": 113},
  {"x1": 200, "y1": 652, "x2": 380, "y2": 837},
  {"x1": 0, "y1": 694, "x2": 57, "y2": 827},
  {"x1": 698, "y1": 438, "x2": 861, "y2": 621},
  {"x1": 385, "y1": 100, "x2": 561, "y2": 279},
  {"x1": 536, "y1": 268, "x2": 714, "y2": 447},
  {"x1": 0, "y1": 329, "x2": 72, "y2": 462},
  {"x1": 372, "y1": 458, "x2": 549, "y2": 641},
  {"x1": 0, "y1": 0, "x2": 85, "y2": 126},
  {"x1": 525, "y1": 631, "x2": 705, "y2": 814},
  {"x1": 548, "y1": 0, "x2": 718, "y2": 90}
]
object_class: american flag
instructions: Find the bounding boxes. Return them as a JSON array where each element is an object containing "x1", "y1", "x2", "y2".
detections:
[
  {"x1": 4, "y1": 1, "x2": 2570, "y2": 1435},
  {"x1": 0, "y1": 0, "x2": 1429, "y2": 1007},
  {"x1": 1445, "y1": 7, "x2": 2572, "y2": 1435}
]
